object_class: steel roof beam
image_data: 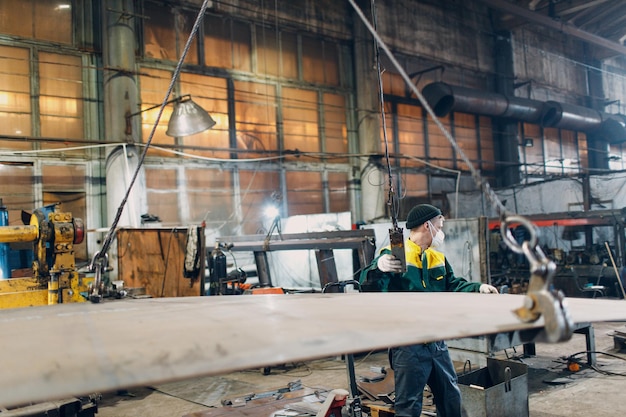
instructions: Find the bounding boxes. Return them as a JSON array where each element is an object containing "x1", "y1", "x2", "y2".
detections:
[{"x1": 477, "y1": 0, "x2": 626, "y2": 57}]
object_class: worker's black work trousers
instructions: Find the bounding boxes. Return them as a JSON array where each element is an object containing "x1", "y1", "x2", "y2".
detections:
[{"x1": 391, "y1": 341, "x2": 461, "y2": 417}]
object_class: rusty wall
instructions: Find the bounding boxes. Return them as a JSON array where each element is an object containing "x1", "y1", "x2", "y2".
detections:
[
  {"x1": 603, "y1": 57, "x2": 626, "y2": 115},
  {"x1": 511, "y1": 25, "x2": 590, "y2": 103},
  {"x1": 181, "y1": 0, "x2": 625, "y2": 109}
]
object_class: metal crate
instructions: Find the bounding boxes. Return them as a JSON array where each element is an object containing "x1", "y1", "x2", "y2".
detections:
[{"x1": 458, "y1": 358, "x2": 528, "y2": 417}]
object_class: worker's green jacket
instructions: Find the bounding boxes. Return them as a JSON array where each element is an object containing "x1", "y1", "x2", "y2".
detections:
[{"x1": 359, "y1": 238, "x2": 480, "y2": 292}]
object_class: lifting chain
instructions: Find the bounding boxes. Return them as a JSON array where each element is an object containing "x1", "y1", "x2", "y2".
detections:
[{"x1": 501, "y1": 215, "x2": 574, "y2": 342}]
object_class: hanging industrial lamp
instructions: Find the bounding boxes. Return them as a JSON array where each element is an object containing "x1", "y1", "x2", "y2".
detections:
[
  {"x1": 125, "y1": 94, "x2": 216, "y2": 137},
  {"x1": 166, "y1": 95, "x2": 216, "y2": 137}
]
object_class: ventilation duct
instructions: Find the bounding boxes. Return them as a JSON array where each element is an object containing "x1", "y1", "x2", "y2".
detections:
[
  {"x1": 541, "y1": 101, "x2": 602, "y2": 131},
  {"x1": 600, "y1": 115, "x2": 626, "y2": 144},
  {"x1": 422, "y1": 82, "x2": 626, "y2": 144},
  {"x1": 422, "y1": 82, "x2": 544, "y2": 122},
  {"x1": 538, "y1": 101, "x2": 626, "y2": 144}
]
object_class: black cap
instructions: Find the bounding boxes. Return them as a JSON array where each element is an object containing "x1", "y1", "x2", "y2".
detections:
[{"x1": 405, "y1": 204, "x2": 442, "y2": 229}]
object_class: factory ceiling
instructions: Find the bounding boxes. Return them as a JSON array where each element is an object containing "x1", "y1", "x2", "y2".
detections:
[{"x1": 477, "y1": 0, "x2": 626, "y2": 59}]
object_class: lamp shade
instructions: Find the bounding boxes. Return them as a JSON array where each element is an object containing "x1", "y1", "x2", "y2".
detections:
[{"x1": 166, "y1": 96, "x2": 216, "y2": 137}]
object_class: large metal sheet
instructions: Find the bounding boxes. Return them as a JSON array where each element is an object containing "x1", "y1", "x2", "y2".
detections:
[{"x1": 1, "y1": 293, "x2": 625, "y2": 408}]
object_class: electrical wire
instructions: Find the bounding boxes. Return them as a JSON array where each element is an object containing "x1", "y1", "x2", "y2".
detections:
[{"x1": 565, "y1": 351, "x2": 626, "y2": 377}]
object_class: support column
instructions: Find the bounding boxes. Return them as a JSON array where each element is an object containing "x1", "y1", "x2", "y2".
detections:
[
  {"x1": 585, "y1": 58, "x2": 611, "y2": 174},
  {"x1": 493, "y1": 30, "x2": 521, "y2": 187},
  {"x1": 102, "y1": 0, "x2": 147, "y2": 280},
  {"x1": 352, "y1": 0, "x2": 386, "y2": 224},
  {"x1": 102, "y1": 0, "x2": 147, "y2": 229}
]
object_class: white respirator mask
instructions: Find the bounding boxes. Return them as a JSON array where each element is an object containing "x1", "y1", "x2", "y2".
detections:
[{"x1": 428, "y1": 220, "x2": 445, "y2": 248}]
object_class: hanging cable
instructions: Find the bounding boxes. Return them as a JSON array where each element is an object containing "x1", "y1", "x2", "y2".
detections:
[
  {"x1": 348, "y1": 0, "x2": 574, "y2": 343},
  {"x1": 370, "y1": 0, "x2": 406, "y2": 272},
  {"x1": 88, "y1": 0, "x2": 212, "y2": 302},
  {"x1": 371, "y1": 0, "x2": 397, "y2": 225},
  {"x1": 349, "y1": 0, "x2": 507, "y2": 220}
]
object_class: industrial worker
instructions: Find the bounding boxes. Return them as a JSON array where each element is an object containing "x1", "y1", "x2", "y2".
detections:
[{"x1": 359, "y1": 203, "x2": 498, "y2": 417}]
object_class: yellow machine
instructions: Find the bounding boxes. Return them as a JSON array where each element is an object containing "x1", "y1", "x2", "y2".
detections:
[{"x1": 0, "y1": 207, "x2": 92, "y2": 309}]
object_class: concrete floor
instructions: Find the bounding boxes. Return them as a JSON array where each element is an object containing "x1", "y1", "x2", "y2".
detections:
[{"x1": 96, "y1": 321, "x2": 626, "y2": 417}]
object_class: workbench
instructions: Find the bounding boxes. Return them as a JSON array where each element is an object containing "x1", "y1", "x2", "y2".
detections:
[
  {"x1": 216, "y1": 229, "x2": 376, "y2": 291},
  {"x1": 448, "y1": 322, "x2": 597, "y2": 368}
]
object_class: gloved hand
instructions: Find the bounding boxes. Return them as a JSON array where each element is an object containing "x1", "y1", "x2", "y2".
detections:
[
  {"x1": 479, "y1": 283, "x2": 499, "y2": 294},
  {"x1": 377, "y1": 254, "x2": 403, "y2": 273}
]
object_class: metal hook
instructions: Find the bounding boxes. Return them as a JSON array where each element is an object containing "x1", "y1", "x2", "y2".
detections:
[{"x1": 500, "y1": 215, "x2": 538, "y2": 255}]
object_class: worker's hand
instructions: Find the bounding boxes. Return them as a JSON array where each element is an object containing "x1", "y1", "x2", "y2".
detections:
[
  {"x1": 479, "y1": 283, "x2": 499, "y2": 294},
  {"x1": 377, "y1": 254, "x2": 403, "y2": 273}
]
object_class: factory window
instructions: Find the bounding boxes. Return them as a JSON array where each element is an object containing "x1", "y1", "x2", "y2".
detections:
[
  {"x1": 179, "y1": 73, "x2": 230, "y2": 158},
  {"x1": 478, "y1": 116, "x2": 495, "y2": 172},
  {"x1": 397, "y1": 104, "x2": 425, "y2": 167},
  {"x1": 0, "y1": 163, "x2": 35, "y2": 224},
  {"x1": 200, "y1": 11, "x2": 341, "y2": 86},
  {"x1": 41, "y1": 164, "x2": 87, "y2": 262},
  {"x1": 234, "y1": 81, "x2": 278, "y2": 157},
  {"x1": 144, "y1": 3, "x2": 199, "y2": 65},
  {"x1": 576, "y1": 132, "x2": 589, "y2": 171},
  {"x1": 0, "y1": 47, "x2": 85, "y2": 151},
  {"x1": 286, "y1": 171, "x2": 324, "y2": 216},
  {"x1": 560, "y1": 130, "x2": 580, "y2": 174},
  {"x1": 255, "y1": 25, "x2": 288, "y2": 77},
  {"x1": 521, "y1": 123, "x2": 544, "y2": 177},
  {"x1": 542, "y1": 127, "x2": 582, "y2": 175},
  {"x1": 139, "y1": 68, "x2": 176, "y2": 153},
  {"x1": 520, "y1": 124, "x2": 585, "y2": 178},
  {"x1": 239, "y1": 170, "x2": 281, "y2": 235},
  {"x1": 0, "y1": 0, "x2": 72, "y2": 45},
  {"x1": 544, "y1": 127, "x2": 564, "y2": 174},
  {"x1": 39, "y1": 52, "x2": 84, "y2": 145},
  {"x1": 0, "y1": 46, "x2": 31, "y2": 143},
  {"x1": 426, "y1": 113, "x2": 454, "y2": 169},
  {"x1": 382, "y1": 70, "x2": 406, "y2": 97},
  {"x1": 282, "y1": 87, "x2": 319, "y2": 159},
  {"x1": 138, "y1": 69, "x2": 348, "y2": 164},
  {"x1": 256, "y1": 28, "x2": 278, "y2": 77},
  {"x1": 324, "y1": 93, "x2": 348, "y2": 162},
  {"x1": 232, "y1": 21, "x2": 253, "y2": 72},
  {"x1": 145, "y1": 167, "x2": 180, "y2": 224},
  {"x1": 453, "y1": 112, "x2": 480, "y2": 171},
  {"x1": 203, "y1": 16, "x2": 232, "y2": 68},
  {"x1": 185, "y1": 168, "x2": 234, "y2": 232},
  {"x1": 203, "y1": 16, "x2": 251, "y2": 72},
  {"x1": 301, "y1": 36, "x2": 340, "y2": 86},
  {"x1": 42, "y1": 164, "x2": 85, "y2": 193},
  {"x1": 328, "y1": 172, "x2": 350, "y2": 213},
  {"x1": 403, "y1": 173, "x2": 429, "y2": 198},
  {"x1": 255, "y1": 27, "x2": 298, "y2": 79}
]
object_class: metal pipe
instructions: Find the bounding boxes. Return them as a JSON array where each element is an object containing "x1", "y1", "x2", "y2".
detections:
[
  {"x1": 422, "y1": 82, "x2": 626, "y2": 143},
  {"x1": 0, "y1": 225, "x2": 39, "y2": 244},
  {"x1": 502, "y1": 96, "x2": 545, "y2": 121},
  {"x1": 422, "y1": 82, "x2": 544, "y2": 123},
  {"x1": 599, "y1": 114, "x2": 626, "y2": 144},
  {"x1": 541, "y1": 101, "x2": 603, "y2": 131}
]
